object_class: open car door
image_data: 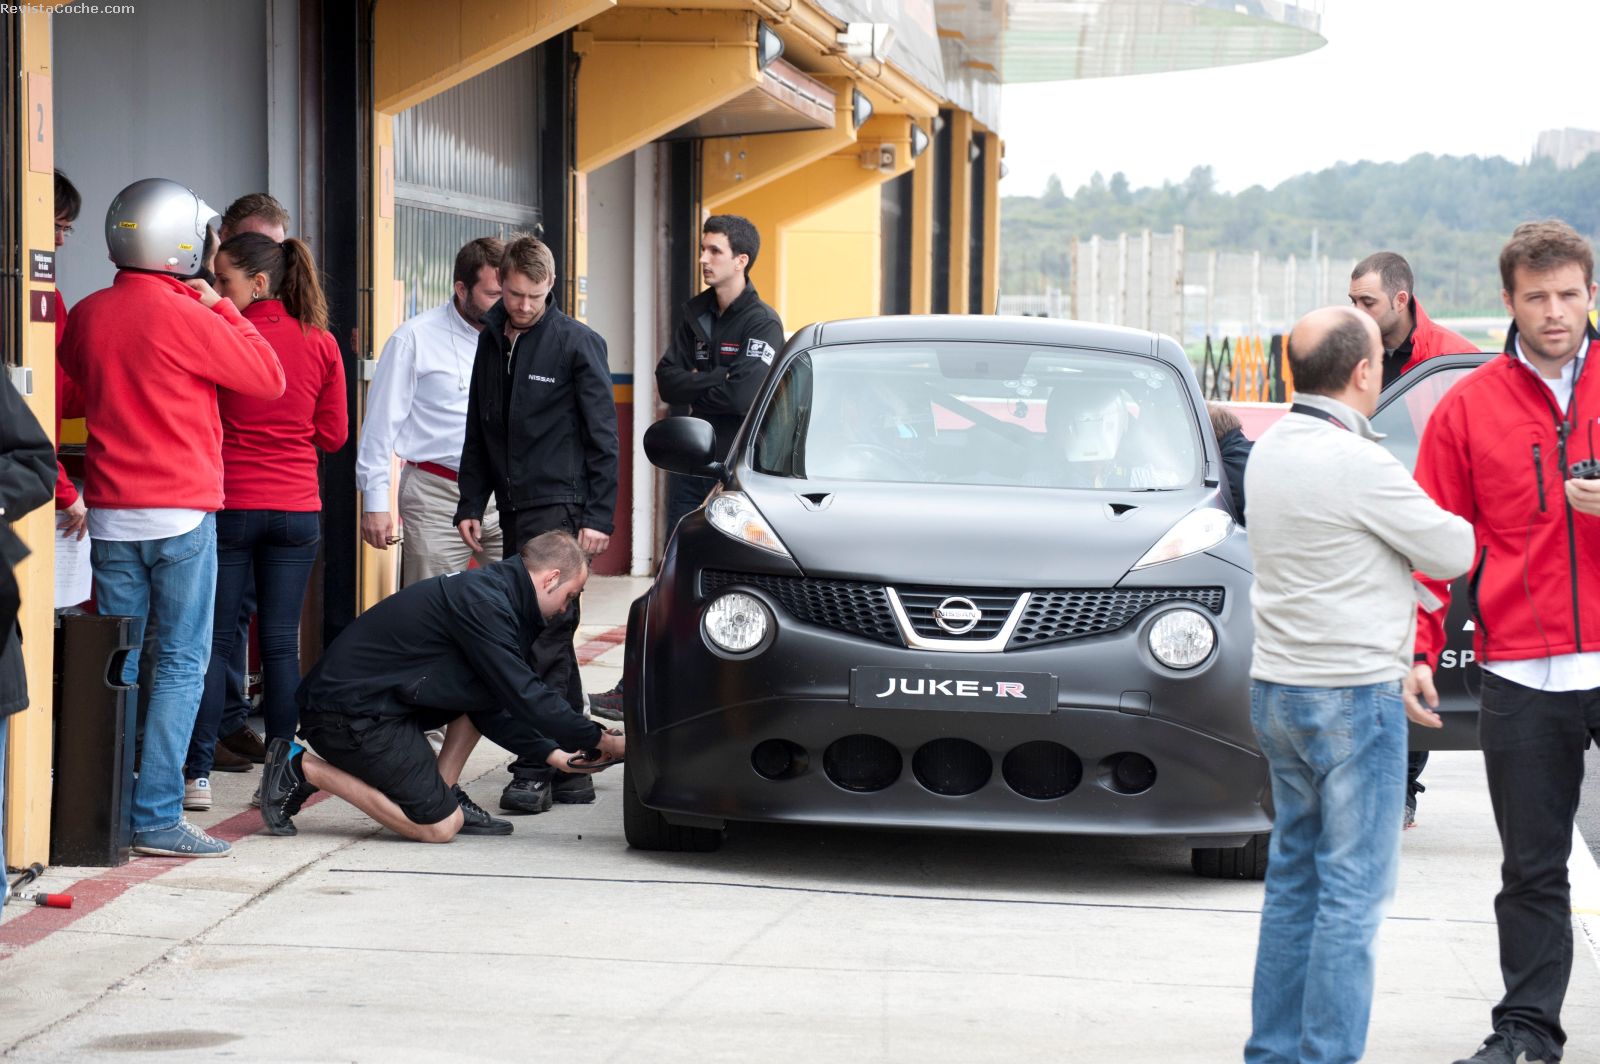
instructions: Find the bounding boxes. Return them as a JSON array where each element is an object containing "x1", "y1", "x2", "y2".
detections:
[{"x1": 1369, "y1": 352, "x2": 1488, "y2": 750}]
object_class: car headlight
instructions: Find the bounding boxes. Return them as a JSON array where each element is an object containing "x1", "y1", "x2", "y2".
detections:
[
  {"x1": 1147, "y1": 608, "x2": 1216, "y2": 669},
  {"x1": 705, "y1": 491, "x2": 791, "y2": 557},
  {"x1": 704, "y1": 591, "x2": 771, "y2": 653},
  {"x1": 1131, "y1": 507, "x2": 1232, "y2": 570}
]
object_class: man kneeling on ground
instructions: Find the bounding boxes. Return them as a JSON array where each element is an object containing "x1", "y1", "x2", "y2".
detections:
[{"x1": 258, "y1": 531, "x2": 623, "y2": 841}]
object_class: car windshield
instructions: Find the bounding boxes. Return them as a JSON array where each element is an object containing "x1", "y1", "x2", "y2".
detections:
[{"x1": 751, "y1": 342, "x2": 1202, "y2": 489}]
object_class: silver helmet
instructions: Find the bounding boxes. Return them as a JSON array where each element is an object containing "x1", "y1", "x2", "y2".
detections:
[{"x1": 105, "y1": 178, "x2": 220, "y2": 277}]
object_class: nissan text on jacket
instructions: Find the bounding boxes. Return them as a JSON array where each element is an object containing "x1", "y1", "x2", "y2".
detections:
[
  {"x1": 58, "y1": 272, "x2": 285, "y2": 511},
  {"x1": 296, "y1": 556, "x2": 602, "y2": 764},
  {"x1": 1414, "y1": 323, "x2": 1600, "y2": 668},
  {"x1": 655, "y1": 283, "x2": 785, "y2": 458},
  {"x1": 454, "y1": 297, "x2": 618, "y2": 533}
]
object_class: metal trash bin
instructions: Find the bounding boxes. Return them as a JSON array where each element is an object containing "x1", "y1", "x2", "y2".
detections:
[{"x1": 50, "y1": 614, "x2": 138, "y2": 867}]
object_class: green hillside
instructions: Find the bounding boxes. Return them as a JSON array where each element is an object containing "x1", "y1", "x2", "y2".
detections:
[{"x1": 1001, "y1": 154, "x2": 1600, "y2": 316}]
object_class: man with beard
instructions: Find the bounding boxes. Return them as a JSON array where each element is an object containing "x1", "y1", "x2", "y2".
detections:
[{"x1": 358, "y1": 237, "x2": 507, "y2": 583}]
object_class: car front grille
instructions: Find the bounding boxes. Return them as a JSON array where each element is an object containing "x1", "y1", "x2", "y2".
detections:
[
  {"x1": 1009, "y1": 587, "x2": 1225, "y2": 648},
  {"x1": 700, "y1": 570, "x2": 902, "y2": 646},
  {"x1": 895, "y1": 588, "x2": 1019, "y2": 641},
  {"x1": 700, "y1": 571, "x2": 1223, "y2": 651}
]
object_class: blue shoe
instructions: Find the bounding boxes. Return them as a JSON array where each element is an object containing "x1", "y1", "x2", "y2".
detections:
[{"x1": 132, "y1": 820, "x2": 231, "y2": 858}]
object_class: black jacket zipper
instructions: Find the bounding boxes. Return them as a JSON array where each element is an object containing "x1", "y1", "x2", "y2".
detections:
[{"x1": 1533, "y1": 444, "x2": 1546, "y2": 512}]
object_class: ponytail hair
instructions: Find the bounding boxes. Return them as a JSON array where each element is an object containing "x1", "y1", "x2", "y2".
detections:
[{"x1": 217, "y1": 232, "x2": 329, "y2": 334}]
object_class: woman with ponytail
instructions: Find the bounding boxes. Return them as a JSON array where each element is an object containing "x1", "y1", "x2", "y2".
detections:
[{"x1": 183, "y1": 232, "x2": 347, "y2": 810}]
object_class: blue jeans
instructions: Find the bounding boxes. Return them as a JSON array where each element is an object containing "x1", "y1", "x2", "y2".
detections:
[
  {"x1": 189, "y1": 510, "x2": 320, "y2": 777},
  {"x1": 91, "y1": 515, "x2": 218, "y2": 834},
  {"x1": 1244, "y1": 679, "x2": 1406, "y2": 1064},
  {"x1": 220, "y1": 573, "x2": 256, "y2": 738}
]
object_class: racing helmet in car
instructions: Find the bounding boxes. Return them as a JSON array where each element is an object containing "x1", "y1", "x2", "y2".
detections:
[
  {"x1": 1048, "y1": 382, "x2": 1133, "y2": 463},
  {"x1": 105, "y1": 178, "x2": 220, "y2": 278}
]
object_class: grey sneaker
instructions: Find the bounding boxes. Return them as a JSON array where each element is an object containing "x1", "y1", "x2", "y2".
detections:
[
  {"x1": 132, "y1": 820, "x2": 231, "y2": 857},
  {"x1": 1453, "y1": 1032, "x2": 1554, "y2": 1064},
  {"x1": 499, "y1": 774, "x2": 554, "y2": 814},
  {"x1": 183, "y1": 777, "x2": 213, "y2": 812}
]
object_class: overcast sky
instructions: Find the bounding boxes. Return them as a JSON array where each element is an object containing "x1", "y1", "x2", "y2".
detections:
[{"x1": 998, "y1": 0, "x2": 1600, "y2": 197}]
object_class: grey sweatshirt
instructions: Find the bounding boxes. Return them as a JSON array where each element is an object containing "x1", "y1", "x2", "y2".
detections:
[{"x1": 1244, "y1": 393, "x2": 1475, "y2": 687}]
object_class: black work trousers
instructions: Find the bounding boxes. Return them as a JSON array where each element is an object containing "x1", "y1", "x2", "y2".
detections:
[
  {"x1": 500, "y1": 503, "x2": 585, "y2": 780},
  {"x1": 1478, "y1": 670, "x2": 1600, "y2": 1059}
]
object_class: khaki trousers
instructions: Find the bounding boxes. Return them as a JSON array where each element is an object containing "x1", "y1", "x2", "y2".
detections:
[{"x1": 396, "y1": 463, "x2": 503, "y2": 586}]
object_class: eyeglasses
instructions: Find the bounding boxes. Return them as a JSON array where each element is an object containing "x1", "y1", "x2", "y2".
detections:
[{"x1": 54, "y1": 224, "x2": 73, "y2": 237}]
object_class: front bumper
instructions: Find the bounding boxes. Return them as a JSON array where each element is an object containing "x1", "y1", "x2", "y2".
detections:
[{"x1": 624, "y1": 529, "x2": 1269, "y2": 841}]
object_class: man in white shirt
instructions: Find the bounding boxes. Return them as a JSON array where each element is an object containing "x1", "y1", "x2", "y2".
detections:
[{"x1": 358, "y1": 238, "x2": 506, "y2": 582}]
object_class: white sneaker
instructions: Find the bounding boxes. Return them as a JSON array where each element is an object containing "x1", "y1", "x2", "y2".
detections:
[
  {"x1": 250, "y1": 781, "x2": 262, "y2": 808},
  {"x1": 183, "y1": 777, "x2": 213, "y2": 812}
]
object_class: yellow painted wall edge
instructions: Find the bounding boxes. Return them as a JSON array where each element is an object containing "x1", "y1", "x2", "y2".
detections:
[
  {"x1": 946, "y1": 109, "x2": 974, "y2": 314},
  {"x1": 6, "y1": 9, "x2": 60, "y2": 867},
  {"x1": 718, "y1": 114, "x2": 916, "y2": 327},
  {"x1": 574, "y1": 9, "x2": 762, "y2": 174},
  {"x1": 375, "y1": 0, "x2": 616, "y2": 113}
]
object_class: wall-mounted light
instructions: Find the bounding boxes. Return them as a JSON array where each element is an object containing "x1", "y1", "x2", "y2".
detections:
[
  {"x1": 852, "y1": 89, "x2": 874, "y2": 130},
  {"x1": 968, "y1": 139, "x2": 982, "y2": 163},
  {"x1": 999, "y1": 161, "x2": 1010, "y2": 180},
  {"x1": 910, "y1": 124, "x2": 930, "y2": 158},
  {"x1": 757, "y1": 22, "x2": 785, "y2": 70},
  {"x1": 838, "y1": 22, "x2": 895, "y2": 61}
]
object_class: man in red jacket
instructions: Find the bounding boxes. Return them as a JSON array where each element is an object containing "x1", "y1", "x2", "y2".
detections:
[
  {"x1": 59, "y1": 178, "x2": 284, "y2": 859},
  {"x1": 1348, "y1": 249, "x2": 1480, "y2": 828},
  {"x1": 1349, "y1": 251, "x2": 1476, "y2": 386},
  {"x1": 1407, "y1": 220, "x2": 1600, "y2": 1064}
]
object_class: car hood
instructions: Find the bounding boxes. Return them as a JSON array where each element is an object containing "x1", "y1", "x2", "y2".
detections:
[{"x1": 739, "y1": 475, "x2": 1207, "y2": 587}]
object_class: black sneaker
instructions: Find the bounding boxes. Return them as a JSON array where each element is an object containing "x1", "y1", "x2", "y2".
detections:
[
  {"x1": 499, "y1": 774, "x2": 554, "y2": 814},
  {"x1": 260, "y1": 738, "x2": 312, "y2": 837},
  {"x1": 452, "y1": 785, "x2": 513, "y2": 836},
  {"x1": 589, "y1": 682, "x2": 624, "y2": 722},
  {"x1": 553, "y1": 771, "x2": 596, "y2": 805},
  {"x1": 1453, "y1": 1032, "x2": 1554, "y2": 1064}
]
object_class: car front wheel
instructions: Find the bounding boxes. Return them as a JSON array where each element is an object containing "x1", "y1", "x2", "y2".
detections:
[
  {"x1": 1190, "y1": 833, "x2": 1269, "y2": 880},
  {"x1": 622, "y1": 761, "x2": 723, "y2": 853}
]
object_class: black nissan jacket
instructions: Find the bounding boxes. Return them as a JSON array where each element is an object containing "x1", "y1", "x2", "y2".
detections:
[
  {"x1": 0, "y1": 373, "x2": 54, "y2": 718},
  {"x1": 655, "y1": 284, "x2": 785, "y2": 457},
  {"x1": 296, "y1": 557, "x2": 602, "y2": 763},
  {"x1": 455, "y1": 297, "x2": 619, "y2": 533}
]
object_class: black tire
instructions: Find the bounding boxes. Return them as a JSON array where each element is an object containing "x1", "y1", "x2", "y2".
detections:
[
  {"x1": 622, "y1": 762, "x2": 723, "y2": 853},
  {"x1": 1191, "y1": 832, "x2": 1270, "y2": 880}
]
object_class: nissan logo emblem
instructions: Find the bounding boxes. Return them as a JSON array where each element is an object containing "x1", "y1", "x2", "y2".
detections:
[{"x1": 933, "y1": 596, "x2": 982, "y2": 635}]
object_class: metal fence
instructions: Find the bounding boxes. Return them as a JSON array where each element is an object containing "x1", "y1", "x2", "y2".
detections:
[{"x1": 998, "y1": 227, "x2": 1356, "y2": 343}]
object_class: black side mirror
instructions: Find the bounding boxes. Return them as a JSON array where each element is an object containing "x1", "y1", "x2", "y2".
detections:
[{"x1": 644, "y1": 416, "x2": 723, "y2": 479}]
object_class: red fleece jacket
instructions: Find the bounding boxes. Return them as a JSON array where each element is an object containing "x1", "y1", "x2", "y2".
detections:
[
  {"x1": 219, "y1": 299, "x2": 348, "y2": 511},
  {"x1": 53, "y1": 291, "x2": 85, "y2": 509},
  {"x1": 58, "y1": 272, "x2": 285, "y2": 511}
]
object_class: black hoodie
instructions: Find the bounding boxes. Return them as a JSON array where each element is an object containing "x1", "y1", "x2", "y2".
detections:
[
  {"x1": 296, "y1": 556, "x2": 602, "y2": 762},
  {"x1": 455, "y1": 297, "x2": 619, "y2": 533}
]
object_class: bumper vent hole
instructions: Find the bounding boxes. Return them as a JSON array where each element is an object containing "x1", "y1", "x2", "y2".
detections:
[
  {"x1": 751, "y1": 739, "x2": 808, "y2": 781},
  {"x1": 1100, "y1": 752, "x2": 1158, "y2": 795},
  {"x1": 1002, "y1": 741, "x2": 1084, "y2": 800},
  {"x1": 911, "y1": 738, "x2": 993, "y2": 796},
  {"x1": 823, "y1": 734, "x2": 902, "y2": 793}
]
